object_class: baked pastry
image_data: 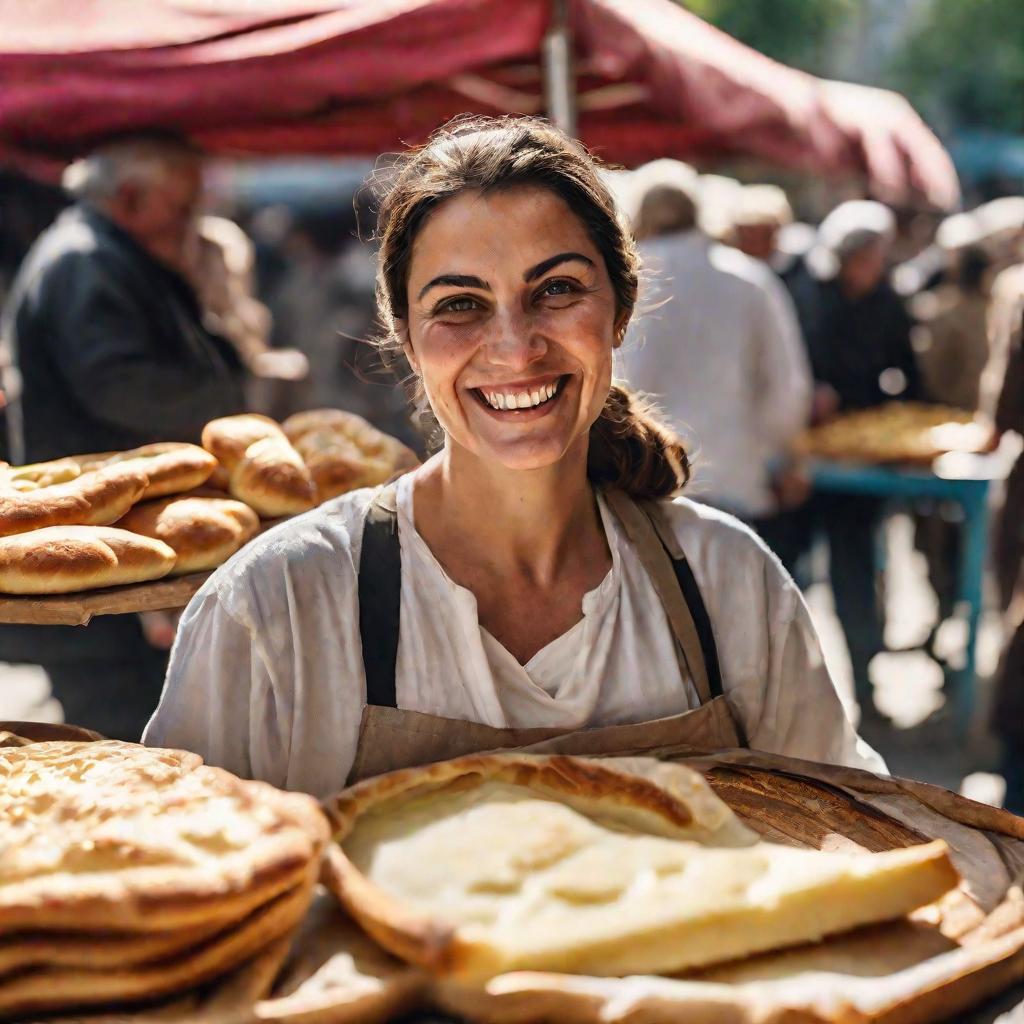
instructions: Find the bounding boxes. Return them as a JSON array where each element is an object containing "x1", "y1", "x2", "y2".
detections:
[
  {"x1": 0, "y1": 525, "x2": 176, "y2": 594},
  {"x1": 230, "y1": 436, "x2": 316, "y2": 518},
  {"x1": 323, "y1": 754, "x2": 958, "y2": 980},
  {"x1": 0, "y1": 464, "x2": 149, "y2": 538},
  {"x1": 0, "y1": 739, "x2": 328, "y2": 935},
  {"x1": 794, "y1": 403, "x2": 996, "y2": 464},
  {"x1": 202, "y1": 414, "x2": 316, "y2": 517},
  {"x1": 253, "y1": 888, "x2": 425, "y2": 1023},
  {"x1": 0, "y1": 882, "x2": 311, "y2": 1018},
  {"x1": 283, "y1": 408, "x2": 418, "y2": 502},
  {"x1": 202, "y1": 414, "x2": 286, "y2": 473},
  {"x1": 75, "y1": 443, "x2": 218, "y2": 500},
  {"x1": 0, "y1": 457, "x2": 82, "y2": 492},
  {"x1": 117, "y1": 495, "x2": 260, "y2": 575}
]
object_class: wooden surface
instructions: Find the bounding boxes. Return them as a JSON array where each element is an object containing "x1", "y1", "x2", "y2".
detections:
[{"x1": 0, "y1": 571, "x2": 213, "y2": 625}]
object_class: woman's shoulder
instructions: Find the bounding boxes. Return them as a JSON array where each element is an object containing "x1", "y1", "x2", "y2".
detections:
[
  {"x1": 657, "y1": 495, "x2": 769, "y2": 555},
  {"x1": 187, "y1": 487, "x2": 381, "y2": 619},
  {"x1": 651, "y1": 496, "x2": 796, "y2": 607}
]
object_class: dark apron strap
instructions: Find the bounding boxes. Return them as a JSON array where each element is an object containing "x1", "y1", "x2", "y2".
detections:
[
  {"x1": 357, "y1": 484, "x2": 402, "y2": 709},
  {"x1": 668, "y1": 549, "x2": 724, "y2": 700},
  {"x1": 641, "y1": 496, "x2": 724, "y2": 701}
]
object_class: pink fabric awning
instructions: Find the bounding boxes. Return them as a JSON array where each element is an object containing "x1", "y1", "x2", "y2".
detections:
[{"x1": 0, "y1": 0, "x2": 959, "y2": 208}]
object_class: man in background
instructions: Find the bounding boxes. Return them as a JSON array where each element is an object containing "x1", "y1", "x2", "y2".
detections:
[
  {"x1": 792, "y1": 200, "x2": 924, "y2": 724},
  {"x1": 623, "y1": 163, "x2": 812, "y2": 527},
  {"x1": 0, "y1": 135, "x2": 246, "y2": 739}
]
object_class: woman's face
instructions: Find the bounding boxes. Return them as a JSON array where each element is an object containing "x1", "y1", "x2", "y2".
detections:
[{"x1": 402, "y1": 185, "x2": 621, "y2": 472}]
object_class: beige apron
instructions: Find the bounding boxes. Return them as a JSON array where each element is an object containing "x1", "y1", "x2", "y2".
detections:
[{"x1": 347, "y1": 490, "x2": 743, "y2": 784}]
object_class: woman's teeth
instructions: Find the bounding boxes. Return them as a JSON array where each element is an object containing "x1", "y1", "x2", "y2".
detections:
[{"x1": 480, "y1": 381, "x2": 560, "y2": 411}]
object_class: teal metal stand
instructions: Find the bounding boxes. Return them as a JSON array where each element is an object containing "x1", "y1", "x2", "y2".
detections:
[{"x1": 806, "y1": 457, "x2": 996, "y2": 727}]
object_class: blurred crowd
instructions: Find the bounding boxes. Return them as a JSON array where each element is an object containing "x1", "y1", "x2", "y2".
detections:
[{"x1": 0, "y1": 135, "x2": 1022, "y2": 806}]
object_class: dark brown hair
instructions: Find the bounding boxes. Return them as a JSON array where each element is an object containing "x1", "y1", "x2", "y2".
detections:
[{"x1": 375, "y1": 115, "x2": 689, "y2": 499}]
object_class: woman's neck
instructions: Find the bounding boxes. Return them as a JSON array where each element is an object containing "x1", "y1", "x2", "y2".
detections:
[{"x1": 412, "y1": 437, "x2": 605, "y2": 587}]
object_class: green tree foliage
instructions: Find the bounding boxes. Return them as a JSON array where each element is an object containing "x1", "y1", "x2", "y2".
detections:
[
  {"x1": 894, "y1": 0, "x2": 1024, "y2": 134},
  {"x1": 682, "y1": 0, "x2": 853, "y2": 75}
]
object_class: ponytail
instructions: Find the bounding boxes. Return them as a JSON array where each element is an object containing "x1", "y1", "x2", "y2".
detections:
[{"x1": 587, "y1": 384, "x2": 689, "y2": 500}]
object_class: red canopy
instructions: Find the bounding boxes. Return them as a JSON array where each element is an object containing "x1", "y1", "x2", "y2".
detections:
[{"x1": 0, "y1": 0, "x2": 959, "y2": 208}]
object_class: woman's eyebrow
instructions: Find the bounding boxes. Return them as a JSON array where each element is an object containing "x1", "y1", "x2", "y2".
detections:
[
  {"x1": 417, "y1": 274, "x2": 490, "y2": 301},
  {"x1": 524, "y1": 252, "x2": 595, "y2": 281}
]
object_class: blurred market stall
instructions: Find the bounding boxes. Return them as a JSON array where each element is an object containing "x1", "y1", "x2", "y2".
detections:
[{"x1": 0, "y1": 0, "x2": 958, "y2": 208}]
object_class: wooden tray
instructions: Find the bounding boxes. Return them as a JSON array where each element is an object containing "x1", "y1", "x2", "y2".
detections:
[{"x1": 0, "y1": 572, "x2": 213, "y2": 625}]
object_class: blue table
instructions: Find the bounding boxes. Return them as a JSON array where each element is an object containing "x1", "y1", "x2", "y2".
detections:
[{"x1": 806, "y1": 451, "x2": 1007, "y2": 725}]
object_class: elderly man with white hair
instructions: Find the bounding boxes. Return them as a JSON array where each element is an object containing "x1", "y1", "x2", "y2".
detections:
[
  {"x1": 0, "y1": 134, "x2": 246, "y2": 741},
  {"x1": 623, "y1": 162, "x2": 812, "y2": 525}
]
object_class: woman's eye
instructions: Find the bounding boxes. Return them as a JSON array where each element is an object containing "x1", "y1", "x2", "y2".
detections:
[
  {"x1": 437, "y1": 296, "x2": 479, "y2": 315},
  {"x1": 537, "y1": 279, "x2": 582, "y2": 304}
]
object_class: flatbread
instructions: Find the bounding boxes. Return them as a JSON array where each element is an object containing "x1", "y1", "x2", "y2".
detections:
[
  {"x1": 323, "y1": 754, "x2": 958, "y2": 980},
  {"x1": 0, "y1": 902, "x2": 264, "y2": 977},
  {"x1": 0, "y1": 740, "x2": 329, "y2": 934},
  {"x1": 0, "y1": 880, "x2": 313, "y2": 1018},
  {"x1": 253, "y1": 889, "x2": 424, "y2": 1024}
]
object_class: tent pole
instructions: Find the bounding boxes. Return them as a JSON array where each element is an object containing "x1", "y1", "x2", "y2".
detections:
[{"x1": 543, "y1": 0, "x2": 576, "y2": 135}]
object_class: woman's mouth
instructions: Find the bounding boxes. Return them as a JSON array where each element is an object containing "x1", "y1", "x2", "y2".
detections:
[{"x1": 472, "y1": 375, "x2": 569, "y2": 414}]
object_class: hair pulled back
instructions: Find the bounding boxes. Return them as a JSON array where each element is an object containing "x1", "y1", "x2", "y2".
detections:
[{"x1": 375, "y1": 115, "x2": 688, "y2": 499}]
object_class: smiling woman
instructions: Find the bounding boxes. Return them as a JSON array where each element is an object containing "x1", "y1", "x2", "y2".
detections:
[{"x1": 144, "y1": 117, "x2": 884, "y2": 796}]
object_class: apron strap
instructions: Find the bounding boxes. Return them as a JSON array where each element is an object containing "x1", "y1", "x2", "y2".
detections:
[
  {"x1": 357, "y1": 484, "x2": 401, "y2": 709},
  {"x1": 603, "y1": 490, "x2": 719, "y2": 706},
  {"x1": 642, "y1": 498, "x2": 725, "y2": 703}
]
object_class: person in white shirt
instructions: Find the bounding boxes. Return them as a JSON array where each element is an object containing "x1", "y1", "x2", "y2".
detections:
[
  {"x1": 622, "y1": 167, "x2": 812, "y2": 520},
  {"x1": 145, "y1": 116, "x2": 881, "y2": 797}
]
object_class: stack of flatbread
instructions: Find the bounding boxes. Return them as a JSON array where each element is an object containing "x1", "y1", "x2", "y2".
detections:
[
  {"x1": 794, "y1": 402, "x2": 996, "y2": 465},
  {"x1": 0, "y1": 737, "x2": 329, "y2": 1020}
]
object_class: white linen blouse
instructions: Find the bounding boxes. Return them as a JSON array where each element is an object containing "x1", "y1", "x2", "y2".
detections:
[{"x1": 144, "y1": 474, "x2": 885, "y2": 796}]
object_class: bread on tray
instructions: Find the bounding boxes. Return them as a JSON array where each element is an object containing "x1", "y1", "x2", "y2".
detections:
[
  {"x1": 117, "y1": 494, "x2": 259, "y2": 575},
  {"x1": 0, "y1": 464, "x2": 149, "y2": 538},
  {"x1": 322, "y1": 754, "x2": 959, "y2": 981},
  {"x1": 203, "y1": 414, "x2": 315, "y2": 518}
]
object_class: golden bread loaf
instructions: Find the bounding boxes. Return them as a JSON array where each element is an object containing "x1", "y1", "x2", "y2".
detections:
[
  {"x1": 292, "y1": 429, "x2": 391, "y2": 501},
  {"x1": 117, "y1": 495, "x2": 260, "y2": 574},
  {"x1": 202, "y1": 414, "x2": 285, "y2": 473},
  {"x1": 229, "y1": 436, "x2": 315, "y2": 518},
  {"x1": 75, "y1": 443, "x2": 218, "y2": 500},
  {"x1": 0, "y1": 525, "x2": 176, "y2": 594},
  {"x1": 283, "y1": 408, "x2": 418, "y2": 502},
  {"x1": 0, "y1": 464, "x2": 149, "y2": 538}
]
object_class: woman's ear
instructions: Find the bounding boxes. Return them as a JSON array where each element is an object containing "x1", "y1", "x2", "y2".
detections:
[
  {"x1": 612, "y1": 314, "x2": 629, "y2": 349},
  {"x1": 398, "y1": 321, "x2": 420, "y2": 373}
]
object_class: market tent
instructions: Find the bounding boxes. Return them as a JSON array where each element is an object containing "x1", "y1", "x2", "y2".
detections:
[{"x1": 0, "y1": 0, "x2": 958, "y2": 208}]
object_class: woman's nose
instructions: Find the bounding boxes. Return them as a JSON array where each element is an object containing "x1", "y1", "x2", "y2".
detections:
[{"x1": 484, "y1": 309, "x2": 546, "y2": 369}]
